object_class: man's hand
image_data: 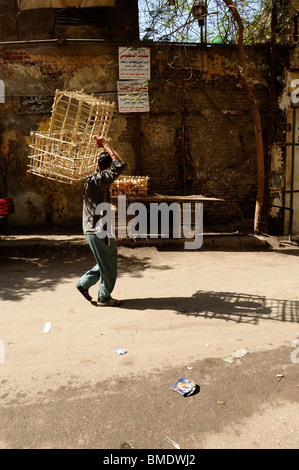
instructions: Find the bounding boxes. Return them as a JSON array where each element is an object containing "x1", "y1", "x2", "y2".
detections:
[
  {"x1": 93, "y1": 135, "x2": 125, "y2": 164},
  {"x1": 94, "y1": 135, "x2": 106, "y2": 148}
]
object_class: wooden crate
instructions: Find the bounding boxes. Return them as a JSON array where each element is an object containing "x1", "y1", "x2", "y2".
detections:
[
  {"x1": 109, "y1": 176, "x2": 150, "y2": 197},
  {"x1": 27, "y1": 89, "x2": 115, "y2": 184}
]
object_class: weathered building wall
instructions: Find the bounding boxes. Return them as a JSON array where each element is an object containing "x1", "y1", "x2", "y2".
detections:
[
  {"x1": 141, "y1": 45, "x2": 287, "y2": 229},
  {"x1": 0, "y1": 42, "x2": 135, "y2": 227},
  {"x1": 0, "y1": 38, "x2": 288, "y2": 230}
]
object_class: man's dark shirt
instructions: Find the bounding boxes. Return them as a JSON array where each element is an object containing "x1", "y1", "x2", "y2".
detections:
[{"x1": 82, "y1": 160, "x2": 126, "y2": 235}]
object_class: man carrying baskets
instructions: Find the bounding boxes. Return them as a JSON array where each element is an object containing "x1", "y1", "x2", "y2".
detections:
[{"x1": 76, "y1": 136, "x2": 126, "y2": 307}]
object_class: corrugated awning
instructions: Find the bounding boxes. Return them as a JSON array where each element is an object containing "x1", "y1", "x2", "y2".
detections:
[{"x1": 18, "y1": 0, "x2": 116, "y2": 10}]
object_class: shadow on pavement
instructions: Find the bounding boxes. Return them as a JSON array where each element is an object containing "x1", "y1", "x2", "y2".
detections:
[
  {"x1": 0, "y1": 247, "x2": 172, "y2": 302},
  {"x1": 120, "y1": 291, "x2": 299, "y2": 324},
  {"x1": 1, "y1": 246, "x2": 298, "y2": 325}
]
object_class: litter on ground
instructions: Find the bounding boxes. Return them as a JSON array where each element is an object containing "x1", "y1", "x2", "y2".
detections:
[
  {"x1": 171, "y1": 377, "x2": 197, "y2": 397},
  {"x1": 223, "y1": 348, "x2": 248, "y2": 363},
  {"x1": 114, "y1": 347, "x2": 127, "y2": 355}
]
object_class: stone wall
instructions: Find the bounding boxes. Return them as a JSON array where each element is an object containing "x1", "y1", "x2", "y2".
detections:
[
  {"x1": 0, "y1": 36, "x2": 288, "y2": 231},
  {"x1": 141, "y1": 44, "x2": 287, "y2": 229}
]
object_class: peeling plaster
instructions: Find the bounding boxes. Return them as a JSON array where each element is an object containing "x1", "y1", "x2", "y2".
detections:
[
  {"x1": 202, "y1": 53, "x2": 227, "y2": 80},
  {"x1": 269, "y1": 195, "x2": 283, "y2": 218},
  {"x1": 271, "y1": 142, "x2": 283, "y2": 172},
  {"x1": 199, "y1": 53, "x2": 268, "y2": 87},
  {"x1": 279, "y1": 72, "x2": 292, "y2": 112},
  {"x1": 66, "y1": 65, "x2": 117, "y2": 92},
  {"x1": 1, "y1": 50, "x2": 117, "y2": 96},
  {"x1": 2, "y1": 64, "x2": 51, "y2": 96}
]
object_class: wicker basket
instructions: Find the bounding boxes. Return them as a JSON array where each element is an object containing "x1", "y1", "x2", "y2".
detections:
[
  {"x1": 110, "y1": 176, "x2": 149, "y2": 197},
  {"x1": 27, "y1": 89, "x2": 115, "y2": 184}
]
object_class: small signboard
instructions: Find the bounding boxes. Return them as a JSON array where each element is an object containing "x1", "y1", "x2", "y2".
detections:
[
  {"x1": 117, "y1": 80, "x2": 149, "y2": 113},
  {"x1": 118, "y1": 47, "x2": 150, "y2": 80}
]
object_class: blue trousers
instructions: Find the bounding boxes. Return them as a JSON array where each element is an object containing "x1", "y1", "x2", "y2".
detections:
[{"x1": 77, "y1": 234, "x2": 118, "y2": 302}]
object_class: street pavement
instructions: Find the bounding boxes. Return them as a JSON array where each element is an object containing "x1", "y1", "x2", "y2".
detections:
[{"x1": 0, "y1": 233, "x2": 299, "y2": 452}]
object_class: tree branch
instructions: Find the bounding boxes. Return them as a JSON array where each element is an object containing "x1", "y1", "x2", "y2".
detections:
[{"x1": 222, "y1": 0, "x2": 265, "y2": 234}]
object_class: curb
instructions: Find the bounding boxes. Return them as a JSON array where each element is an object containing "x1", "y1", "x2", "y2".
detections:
[{"x1": 0, "y1": 233, "x2": 269, "y2": 251}]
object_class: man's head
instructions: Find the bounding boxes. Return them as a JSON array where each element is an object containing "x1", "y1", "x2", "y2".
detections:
[{"x1": 97, "y1": 152, "x2": 112, "y2": 171}]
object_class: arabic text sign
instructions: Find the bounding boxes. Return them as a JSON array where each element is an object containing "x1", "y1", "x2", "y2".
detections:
[
  {"x1": 20, "y1": 96, "x2": 53, "y2": 114},
  {"x1": 117, "y1": 80, "x2": 148, "y2": 94},
  {"x1": 117, "y1": 80, "x2": 149, "y2": 113},
  {"x1": 119, "y1": 47, "x2": 150, "y2": 80}
]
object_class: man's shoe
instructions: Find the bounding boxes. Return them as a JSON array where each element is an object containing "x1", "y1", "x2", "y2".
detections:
[
  {"x1": 97, "y1": 298, "x2": 122, "y2": 307},
  {"x1": 76, "y1": 284, "x2": 92, "y2": 302}
]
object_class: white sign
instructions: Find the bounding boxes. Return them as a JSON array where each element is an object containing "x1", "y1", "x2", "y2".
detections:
[
  {"x1": 119, "y1": 47, "x2": 150, "y2": 80},
  {"x1": 117, "y1": 80, "x2": 149, "y2": 113}
]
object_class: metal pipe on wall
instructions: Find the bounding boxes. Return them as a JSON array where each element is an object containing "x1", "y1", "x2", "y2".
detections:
[{"x1": 289, "y1": 106, "x2": 296, "y2": 239}]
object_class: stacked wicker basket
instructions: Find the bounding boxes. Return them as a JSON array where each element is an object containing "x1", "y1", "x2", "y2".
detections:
[
  {"x1": 27, "y1": 89, "x2": 115, "y2": 184},
  {"x1": 109, "y1": 175, "x2": 149, "y2": 197}
]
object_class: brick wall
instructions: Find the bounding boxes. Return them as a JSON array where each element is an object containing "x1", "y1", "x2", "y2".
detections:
[
  {"x1": 0, "y1": 41, "x2": 288, "y2": 231},
  {"x1": 138, "y1": 45, "x2": 285, "y2": 229}
]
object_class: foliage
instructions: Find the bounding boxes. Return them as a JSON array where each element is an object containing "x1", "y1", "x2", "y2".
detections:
[
  {"x1": 244, "y1": 0, "x2": 292, "y2": 44},
  {"x1": 138, "y1": 0, "x2": 294, "y2": 44}
]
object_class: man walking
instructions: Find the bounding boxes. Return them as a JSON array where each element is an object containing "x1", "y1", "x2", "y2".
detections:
[{"x1": 76, "y1": 136, "x2": 126, "y2": 306}]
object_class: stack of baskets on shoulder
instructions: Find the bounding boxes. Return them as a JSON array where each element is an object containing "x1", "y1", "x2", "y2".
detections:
[{"x1": 27, "y1": 89, "x2": 115, "y2": 184}]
